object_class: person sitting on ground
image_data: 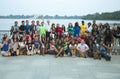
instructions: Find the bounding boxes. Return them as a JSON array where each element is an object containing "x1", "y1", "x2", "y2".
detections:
[
  {"x1": 48, "y1": 39, "x2": 58, "y2": 55},
  {"x1": 33, "y1": 35, "x2": 41, "y2": 54},
  {"x1": 69, "y1": 40, "x2": 77, "y2": 57},
  {"x1": 99, "y1": 41, "x2": 111, "y2": 61},
  {"x1": 91, "y1": 40, "x2": 101, "y2": 60},
  {"x1": 41, "y1": 34, "x2": 46, "y2": 56},
  {"x1": 10, "y1": 33, "x2": 19, "y2": 56},
  {"x1": 77, "y1": 40, "x2": 89, "y2": 58},
  {"x1": 0, "y1": 37, "x2": 11, "y2": 57},
  {"x1": 55, "y1": 39, "x2": 64, "y2": 58},
  {"x1": 26, "y1": 37, "x2": 34, "y2": 55},
  {"x1": 18, "y1": 37, "x2": 26, "y2": 55}
]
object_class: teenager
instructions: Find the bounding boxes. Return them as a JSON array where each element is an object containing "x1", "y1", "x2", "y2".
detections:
[
  {"x1": 19, "y1": 37, "x2": 26, "y2": 55},
  {"x1": 0, "y1": 37, "x2": 11, "y2": 57},
  {"x1": 74, "y1": 22, "x2": 80, "y2": 37},
  {"x1": 10, "y1": 21, "x2": 19, "y2": 35},
  {"x1": 33, "y1": 35, "x2": 41, "y2": 54},
  {"x1": 80, "y1": 21, "x2": 87, "y2": 35},
  {"x1": 19, "y1": 21, "x2": 25, "y2": 37},
  {"x1": 69, "y1": 40, "x2": 77, "y2": 57},
  {"x1": 26, "y1": 37, "x2": 34, "y2": 55},
  {"x1": 67, "y1": 23, "x2": 74, "y2": 36},
  {"x1": 77, "y1": 40, "x2": 89, "y2": 58}
]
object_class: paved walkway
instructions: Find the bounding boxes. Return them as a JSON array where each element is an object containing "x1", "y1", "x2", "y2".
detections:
[{"x1": 0, "y1": 55, "x2": 120, "y2": 79}]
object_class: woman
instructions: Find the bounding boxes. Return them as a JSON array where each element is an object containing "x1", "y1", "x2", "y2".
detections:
[
  {"x1": 67, "y1": 23, "x2": 74, "y2": 36},
  {"x1": 91, "y1": 24, "x2": 99, "y2": 42},
  {"x1": 55, "y1": 24, "x2": 62, "y2": 39},
  {"x1": 74, "y1": 22, "x2": 80, "y2": 37},
  {"x1": 50, "y1": 23, "x2": 56, "y2": 39}
]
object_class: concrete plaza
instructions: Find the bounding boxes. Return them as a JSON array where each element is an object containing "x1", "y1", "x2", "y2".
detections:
[{"x1": 0, "y1": 54, "x2": 120, "y2": 79}]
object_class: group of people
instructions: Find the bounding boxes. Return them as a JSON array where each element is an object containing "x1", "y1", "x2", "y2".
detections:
[{"x1": 0, "y1": 19, "x2": 120, "y2": 61}]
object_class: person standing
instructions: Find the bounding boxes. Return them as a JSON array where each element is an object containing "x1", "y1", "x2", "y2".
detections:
[
  {"x1": 38, "y1": 22, "x2": 47, "y2": 40},
  {"x1": 19, "y1": 21, "x2": 25, "y2": 37},
  {"x1": 24, "y1": 20, "x2": 30, "y2": 35},
  {"x1": 46, "y1": 20, "x2": 51, "y2": 42}
]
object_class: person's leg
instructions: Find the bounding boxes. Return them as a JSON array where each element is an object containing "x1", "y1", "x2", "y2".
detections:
[
  {"x1": 2, "y1": 52, "x2": 10, "y2": 57},
  {"x1": 73, "y1": 47, "x2": 76, "y2": 56},
  {"x1": 56, "y1": 48, "x2": 63, "y2": 57},
  {"x1": 16, "y1": 49, "x2": 19, "y2": 56},
  {"x1": 42, "y1": 48, "x2": 45, "y2": 56}
]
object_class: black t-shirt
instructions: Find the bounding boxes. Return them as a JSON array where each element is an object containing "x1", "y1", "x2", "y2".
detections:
[
  {"x1": 113, "y1": 27, "x2": 120, "y2": 38},
  {"x1": 19, "y1": 25, "x2": 25, "y2": 34},
  {"x1": 26, "y1": 42, "x2": 33, "y2": 50}
]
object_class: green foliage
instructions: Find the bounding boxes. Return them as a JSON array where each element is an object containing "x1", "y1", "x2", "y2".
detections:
[{"x1": 82, "y1": 11, "x2": 120, "y2": 20}]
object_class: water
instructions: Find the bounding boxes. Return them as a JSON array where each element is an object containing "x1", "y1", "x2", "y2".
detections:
[{"x1": 0, "y1": 19, "x2": 120, "y2": 30}]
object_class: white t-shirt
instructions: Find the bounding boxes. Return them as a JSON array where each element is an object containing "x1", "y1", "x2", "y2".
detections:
[
  {"x1": 77, "y1": 43, "x2": 89, "y2": 50},
  {"x1": 45, "y1": 24, "x2": 51, "y2": 32},
  {"x1": 86, "y1": 26, "x2": 92, "y2": 32}
]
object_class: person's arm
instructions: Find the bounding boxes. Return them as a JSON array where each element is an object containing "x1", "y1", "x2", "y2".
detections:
[{"x1": 85, "y1": 44, "x2": 89, "y2": 52}]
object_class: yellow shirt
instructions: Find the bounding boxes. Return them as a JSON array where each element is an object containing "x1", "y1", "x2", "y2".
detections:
[{"x1": 80, "y1": 24, "x2": 87, "y2": 35}]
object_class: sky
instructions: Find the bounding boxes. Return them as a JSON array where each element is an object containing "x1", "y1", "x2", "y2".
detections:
[{"x1": 0, "y1": 0, "x2": 120, "y2": 16}]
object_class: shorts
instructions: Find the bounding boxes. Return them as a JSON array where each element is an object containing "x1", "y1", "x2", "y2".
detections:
[{"x1": 1, "y1": 51, "x2": 7, "y2": 54}]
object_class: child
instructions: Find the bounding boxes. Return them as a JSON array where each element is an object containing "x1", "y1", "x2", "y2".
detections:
[{"x1": 33, "y1": 35, "x2": 41, "y2": 54}]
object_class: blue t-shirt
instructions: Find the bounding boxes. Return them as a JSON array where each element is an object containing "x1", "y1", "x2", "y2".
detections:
[
  {"x1": 74, "y1": 26, "x2": 80, "y2": 37},
  {"x1": 24, "y1": 25, "x2": 30, "y2": 35},
  {"x1": 34, "y1": 40, "x2": 40, "y2": 48},
  {"x1": 1, "y1": 42, "x2": 10, "y2": 51}
]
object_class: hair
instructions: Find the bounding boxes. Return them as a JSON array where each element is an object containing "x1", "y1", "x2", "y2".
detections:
[
  {"x1": 75, "y1": 22, "x2": 79, "y2": 27},
  {"x1": 21, "y1": 21, "x2": 24, "y2": 23},
  {"x1": 62, "y1": 25, "x2": 66, "y2": 32}
]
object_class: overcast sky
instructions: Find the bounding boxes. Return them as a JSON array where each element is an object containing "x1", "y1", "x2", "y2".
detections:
[{"x1": 0, "y1": 0, "x2": 120, "y2": 16}]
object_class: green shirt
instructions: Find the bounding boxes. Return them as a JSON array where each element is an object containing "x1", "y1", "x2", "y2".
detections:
[{"x1": 38, "y1": 26, "x2": 46, "y2": 36}]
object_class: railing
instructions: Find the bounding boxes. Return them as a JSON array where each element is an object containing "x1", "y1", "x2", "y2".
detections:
[{"x1": 0, "y1": 30, "x2": 10, "y2": 42}]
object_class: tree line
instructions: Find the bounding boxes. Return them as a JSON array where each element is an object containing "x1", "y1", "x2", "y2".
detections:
[
  {"x1": 82, "y1": 11, "x2": 120, "y2": 20},
  {"x1": 0, "y1": 11, "x2": 120, "y2": 20}
]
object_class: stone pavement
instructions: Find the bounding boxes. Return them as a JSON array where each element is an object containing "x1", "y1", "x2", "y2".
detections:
[{"x1": 0, "y1": 55, "x2": 120, "y2": 79}]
